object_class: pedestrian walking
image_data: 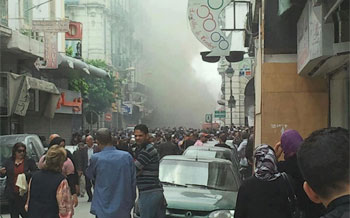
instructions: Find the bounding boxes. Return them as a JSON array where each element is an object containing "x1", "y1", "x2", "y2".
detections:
[
  {"x1": 39, "y1": 136, "x2": 78, "y2": 207},
  {"x1": 234, "y1": 144, "x2": 292, "y2": 218},
  {"x1": 86, "y1": 128, "x2": 136, "y2": 218},
  {"x1": 76, "y1": 135, "x2": 98, "y2": 202},
  {"x1": 157, "y1": 134, "x2": 180, "y2": 159},
  {"x1": 0, "y1": 142, "x2": 37, "y2": 218},
  {"x1": 73, "y1": 142, "x2": 86, "y2": 197},
  {"x1": 215, "y1": 133, "x2": 231, "y2": 149},
  {"x1": 26, "y1": 145, "x2": 73, "y2": 218},
  {"x1": 134, "y1": 124, "x2": 166, "y2": 218},
  {"x1": 298, "y1": 127, "x2": 349, "y2": 218},
  {"x1": 275, "y1": 129, "x2": 325, "y2": 218}
]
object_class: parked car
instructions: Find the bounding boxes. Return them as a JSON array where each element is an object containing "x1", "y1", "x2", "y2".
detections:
[
  {"x1": 183, "y1": 145, "x2": 240, "y2": 173},
  {"x1": 134, "y1": 155, "x2": 241, "y2": 218},
  {"x1": 0, "y1": 134, "x2": 45, "y2": 206}
]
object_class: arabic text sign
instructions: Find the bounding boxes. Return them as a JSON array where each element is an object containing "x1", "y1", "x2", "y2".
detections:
[
  {"x1": 44, "y1": 32, "x2": 58, "y2": 69},
  {"x1": 56, "y1": 90, "x2": 82, "y2": 114},
  {"x1": 188, "y1": 0, "x2": 232, "y2": 56},
  {"x1": 32, "y1": 20, "x2": 69, "y2": 32}
]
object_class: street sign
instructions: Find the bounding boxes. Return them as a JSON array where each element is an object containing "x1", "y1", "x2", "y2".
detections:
[
  {"x1": 85, "y1": 111, "x2": 98, "y2": 124},
  {"x1": 122, "y1": 103, "x2": 132, "y2": 115},
  {"x1": 205, "y1": 114, "x2": 213, "y2": 123},
  {"x1": 105, "y1": 113, "x2": 112, "y2": 122},
  {"x1": 214, "y1": 110, "x2": 226, "y2": 118}
]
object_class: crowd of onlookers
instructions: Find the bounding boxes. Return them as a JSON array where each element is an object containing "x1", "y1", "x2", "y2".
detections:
[{"x1": 0, "y1": 125, "x2": 349, "y2": 218}]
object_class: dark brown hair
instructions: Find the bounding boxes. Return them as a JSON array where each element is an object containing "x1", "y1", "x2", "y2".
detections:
[{"x1": 12, "y1": 142, "x2": 26, "y2": 159}]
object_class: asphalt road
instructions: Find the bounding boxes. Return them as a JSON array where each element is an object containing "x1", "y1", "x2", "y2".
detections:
[{"x1": 1, "y1": 195, "x2": 95, "y2": 218}]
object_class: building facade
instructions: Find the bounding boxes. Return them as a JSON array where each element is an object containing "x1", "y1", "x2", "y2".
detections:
[
  {"x1": 0, "y1": 0, "x2": 108, "y2": 143},
  {"x1": 245, "y1": 0, "x2": 349, "y2": 146},
  {"x1": 65, "y1": 0, "x2": 147, "y2": 130},
  {"x1": 217, "y1": 58, "x2": 254, "y2": 127}
]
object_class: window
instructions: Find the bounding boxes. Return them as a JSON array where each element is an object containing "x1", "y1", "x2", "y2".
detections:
[
  {"x1": 0, "y1": 0, "x2": 8, "y2": 26},
  {"x1": 160, "y1": 159, "x2": 239, "y2": 191},
  {"x1": 22, "y1": 0, "x2": 33, "y2": 26}
]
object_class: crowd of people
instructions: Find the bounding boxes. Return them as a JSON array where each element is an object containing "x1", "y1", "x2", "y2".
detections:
[{"x1": 0, "y1": 125, "x2": 348, "y2": 218}]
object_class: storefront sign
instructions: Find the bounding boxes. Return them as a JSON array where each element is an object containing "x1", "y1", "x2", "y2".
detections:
[
  {"x1": 105, "y1": 113, "x2": 112, "y2": 122},
  {"x1": 32, "y1": 20, "x2": 69, "y2": 32},
  {"x1": 32, "y1": 19, "x2": 69, "y2": 69},
  {"x1": 188, "y1": 0, "x2": 232, "y2": 56},
  {"x1": 297, "y1": 2, "x2": 333, "y2": 75},
  {"x1": 44, "y1": 32, "x2": 58, "y2": 69},
  {"x1": 56, "y1": 89, "x2": 82, "y2": 114}
]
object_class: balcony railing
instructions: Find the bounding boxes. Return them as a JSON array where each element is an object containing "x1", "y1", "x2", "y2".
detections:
[{"x1": 0, "y1": 0, "x2": 8, "y2": 27}]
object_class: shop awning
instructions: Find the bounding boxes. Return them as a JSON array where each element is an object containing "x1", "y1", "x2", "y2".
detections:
[
  {"x1": 2, "y1": 72, "x2": 60, "y2": 118},
  {"x1": 43, "y1": 54, "x2": 110, "y2": 78}
]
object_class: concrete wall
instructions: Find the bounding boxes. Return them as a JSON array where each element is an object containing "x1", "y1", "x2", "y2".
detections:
[
  {"x1": 1, "y1": 53, "x2": 19, "y2": 73},
  {"x1": 330, "y1": 69, "x2": 349, "y2": 129},
  {"x1": 260, "y1": 61, "x2": 329, "y2": 146}
]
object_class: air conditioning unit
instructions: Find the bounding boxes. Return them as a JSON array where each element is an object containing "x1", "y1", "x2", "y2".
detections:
[{"x1": 297, "y1": 1, "x2": 350, "y2": 77}]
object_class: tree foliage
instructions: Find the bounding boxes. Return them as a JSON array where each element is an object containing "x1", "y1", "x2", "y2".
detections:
[
  {"x1": 66, "y1": 46, "x2": 73, "y2": 57},
  {"x1": 68, "y1": 59, "x2": 121, "y2": 114}
]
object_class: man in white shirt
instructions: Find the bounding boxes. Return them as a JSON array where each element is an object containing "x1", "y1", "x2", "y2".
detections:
[
  {"x1": 237, "y1": 131, "x2": 249, "y2": 167},
  {"x1": 77, "y1": 135, "x2": 98, "y2": 202}
]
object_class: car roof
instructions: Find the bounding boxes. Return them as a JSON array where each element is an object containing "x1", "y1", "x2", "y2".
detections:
[
  {"x1": 0, "y1": 134, "x2": 39, "y2": 143},
  {"x1": 162, "y1": 155, "x2": 232, "y2": 164},
  {"x1": 185, "y1": 145, "x2": 232, "y2": 152},
  {"x1": 0, "y1": 134, "x2": 37, "y2": 138}
]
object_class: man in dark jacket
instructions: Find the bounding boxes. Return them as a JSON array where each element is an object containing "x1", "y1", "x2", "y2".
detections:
[
  {"x1": 76, "y1": 135, "x2": 98, "y2": 202},
  {"x1": 157, "y1": 134, "x2": 179, "y2": 159},
  {"x1": 182, "y1": 132, "x2": 196, "y2": 151},
  {"x1": 215, "y1": 133, "x2": 231, "y2": 149},
  {"x1": 298, "y1": 127, "x2": 349, "y2": 218}
]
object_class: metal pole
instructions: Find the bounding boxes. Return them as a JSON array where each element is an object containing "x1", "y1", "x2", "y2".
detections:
[
  {"x1": 81, "y1": 84, "x2": 84, "y2": 134},
  {"x1": 230, "y1": 77, "x2": 233, "y2": 129}
]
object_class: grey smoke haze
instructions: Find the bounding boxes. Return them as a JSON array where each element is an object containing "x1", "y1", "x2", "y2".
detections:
[{"x1": 135, "y1": 0, "x2": 221, "y2": 128}]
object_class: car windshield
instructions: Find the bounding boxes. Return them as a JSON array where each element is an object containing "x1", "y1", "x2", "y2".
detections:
[
  {"x1": 0, "y1": 136, "x2": 26, "y2": 162},
  {"x1": 160, "y1": 159, "x2": 239, "y2": 192}
]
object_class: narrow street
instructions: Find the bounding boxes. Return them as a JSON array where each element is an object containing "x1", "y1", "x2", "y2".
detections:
[{"x1": 1, "y1": 196, "x2": 94, "y2": 218}]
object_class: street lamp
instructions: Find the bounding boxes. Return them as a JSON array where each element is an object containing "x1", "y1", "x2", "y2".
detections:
[{"x1": 225, "y1": 64, "x2": 236, "y2": 129}]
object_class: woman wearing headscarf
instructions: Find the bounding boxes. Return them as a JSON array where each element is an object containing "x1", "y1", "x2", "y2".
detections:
[
  {"x1": 0, "y1": 142, "x2": 38, "y2": 218},
  {"x1": 26, "y1": 145, "x2": 73, "y2": 218},
  {"x1": 275, "y1": 130, "x2": 325, "y2": 218},
  {"x1": 234, "y1": 144, "x2": 291, "y2": 218}
]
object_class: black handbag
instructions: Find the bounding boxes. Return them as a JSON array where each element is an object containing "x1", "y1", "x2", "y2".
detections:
[{"x1": 281, "y1": 172, "x2": 306, "y2": 218}]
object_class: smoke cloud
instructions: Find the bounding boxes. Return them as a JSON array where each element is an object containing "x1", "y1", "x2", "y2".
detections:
[{"x1": 134, "y1": 0, "x2": 221, "y2": 128}]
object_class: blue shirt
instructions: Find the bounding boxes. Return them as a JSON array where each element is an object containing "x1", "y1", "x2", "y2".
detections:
[{"x1": 86, "y1": 146, "x2": 136, "y2": 218}]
